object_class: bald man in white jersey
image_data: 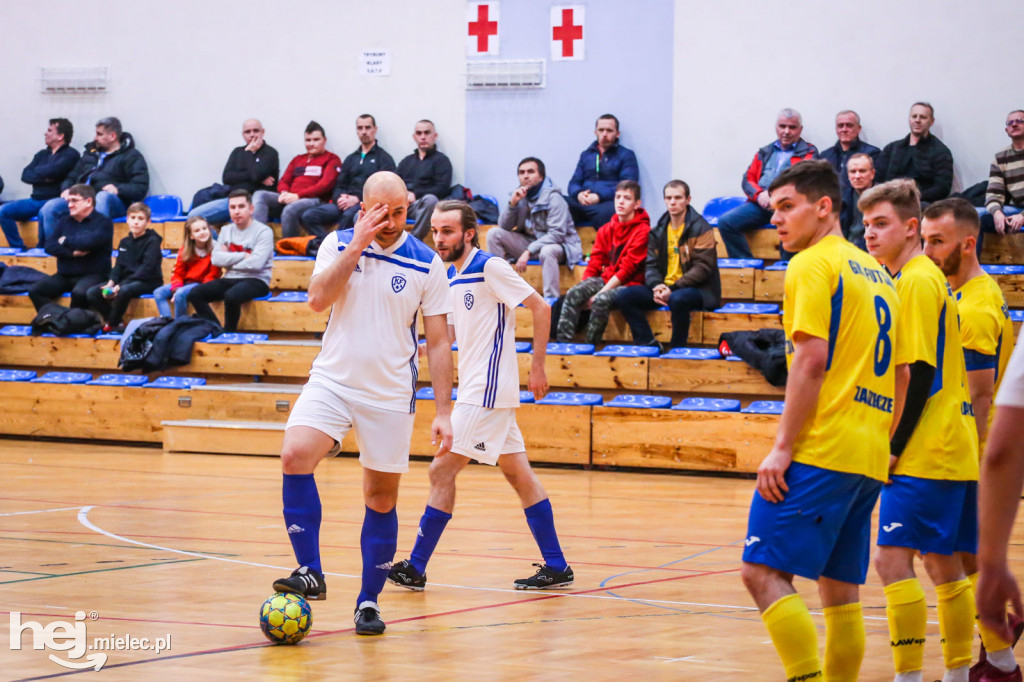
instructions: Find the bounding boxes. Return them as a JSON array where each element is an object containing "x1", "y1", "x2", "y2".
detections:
[
  {"x1": 388, "y1": 199, "x2": 573, "y2": 592},
  {"x1": 272, "y1": 171, "x2": 454, "y2": 636}
]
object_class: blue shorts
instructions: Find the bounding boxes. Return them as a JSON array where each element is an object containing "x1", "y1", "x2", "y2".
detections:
[
  {"x1": 742, "y1": 461, "x2": 883, "y2": 584},
  {"x1": 877, "y1": 475, "x2": 978, "y2": 555}
]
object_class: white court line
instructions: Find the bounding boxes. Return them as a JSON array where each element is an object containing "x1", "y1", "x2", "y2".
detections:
[
  {"x1": 75, "y1": 506, "x2": 934, "y2": 623},
  {"x1": 0, "y1": 506, "x2": 83, "y2": 517}
]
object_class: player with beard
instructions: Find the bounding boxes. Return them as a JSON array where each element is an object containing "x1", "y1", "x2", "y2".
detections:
[{"x1": 389, "y1": 200, "x2": 574, "y2": 591}]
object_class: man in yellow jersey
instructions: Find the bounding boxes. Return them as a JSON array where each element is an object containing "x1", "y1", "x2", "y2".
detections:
[
  {"x1": 741, "y1": 160, "x2": 899, "y2": 682},
  {"x1": 921, "y1": 197, "x2": 1022, "y2": 681},
  {"x1": 862, "y1": 179, "x2": 980, "y2": 682}
]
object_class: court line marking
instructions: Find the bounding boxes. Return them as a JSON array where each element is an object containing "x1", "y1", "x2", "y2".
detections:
[{"x1": 0, "y1": 506, "x2": 84, "y2": 517}]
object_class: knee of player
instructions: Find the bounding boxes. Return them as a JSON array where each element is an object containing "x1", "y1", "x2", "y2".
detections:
[
  {"x1": 427, "y1": 459, "x2": 459, "y2": 489},
  {"x1": 280, "y1": 443, "x2": 318, "y2": 474},
  {"x1": 740, "y1": 561, "x2": 767, "y2": 594}
]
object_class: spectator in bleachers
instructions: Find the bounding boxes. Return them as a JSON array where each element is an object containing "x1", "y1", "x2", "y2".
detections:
[
  {"x1": 29, "y1": 184, "x2": 113, "y2": 311},
  {"x1": 566, "y1": 114, "x2": 639, "y2": 228},
  {"x1": 616, "y1": 180, "x2": 721, "y2": 350},
  {"x1": 85, "y1": 202, "x2": 163, "y2": 332},
  {"x1": 153, "y1": 216, "x2": 221, "y2": 319},
  {"x1": 820, "y1": 110, "x2": 880, "y2": 195},
  {"x1": 188, "y1": 119, "x2": 280, "y2": 225},
  {"x1": 39, "y1": 117, "x2": 149, "y2": 240},
  {"x1": 876, "y1": 102, "x2": 954, "y2": 202},
  {"x1": 840, "y1": 153, "x2": 876, "y2": 250},
  {"x1": 490, "y1": 157, "x2": 583, "y2": 298},
  {"x1": 556, "y1": 180, "x2": 650, "y2": 344},
  {"x1": 188, "y1": 190, "x2": 273, "y2": 332},
  {"x1": 398, "y1": 120, "x2": 453, "y2": 239},
  {"x1": 300, "y1": 114, "x2": 396, "y2": 237},
  {"x1": 983, "y1": 110, "x2": 1024, "y2": 235},
  {"x1": 0, "y1": 118, "x2": 80, "y2": 250},
  {"x1": 253, "y1": 121, "x2": 340, "y2": 239},
  {"x1": 718, "y1": 108, "x2": 818, "y2": 258}
]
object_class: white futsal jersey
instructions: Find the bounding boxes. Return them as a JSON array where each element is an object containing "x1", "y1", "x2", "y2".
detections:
[
  {"x1": 308, "y1": 229, "x2": 451, "y2": 414},
  {"x1": 448, "y1": 248, "x2": 536, "y2": 408}
]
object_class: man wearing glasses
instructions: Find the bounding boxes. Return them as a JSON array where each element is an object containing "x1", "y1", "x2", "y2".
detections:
[
  {"x1": 984, "y1": 111, "x2": 1024, "y2": 235},
  {"x1": 820, "y1": 110, "x2": 880, "y2": 196}
]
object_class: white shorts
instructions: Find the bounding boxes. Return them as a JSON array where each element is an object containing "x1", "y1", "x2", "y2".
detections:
[
  {"x1": 450, "y1": 402, "x2": 525, "y2": 465},
  {"x1": 286, "y1": 377, "x2": 415, "y2": 473}
]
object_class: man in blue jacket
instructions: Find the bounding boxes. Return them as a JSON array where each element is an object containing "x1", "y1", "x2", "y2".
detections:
[
  {"x1": 566, "y1": 114, "x2": 639, "y2": 228},
  {"x1": 0, "y1": 118, "x2": 80, "y2": 250},
  {"x1": 38, "y1": 117, "x2": 149, "y2": 239},
  {"x1": 29, "y1": 184, "x2": 114, "y2": 311}
]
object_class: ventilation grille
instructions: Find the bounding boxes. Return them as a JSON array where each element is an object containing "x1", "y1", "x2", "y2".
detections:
[
  {"x1": 41, "y1": 67, "x2": 109, "y2": 94},
  {"x1": 466, "y1": 60, "x2": 545, "y2": 89}
]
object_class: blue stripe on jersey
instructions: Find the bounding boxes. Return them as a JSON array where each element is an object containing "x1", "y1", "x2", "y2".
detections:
[
  {"x1": 393, "y1": 233, "x2": 442, "y2": 265},
  {"x1": 363, "y1": 251, "x2": 431, "y2": 274},
  {"x1": 336, "y1": 228, "x2": 355, "y2": 249},
  {"x1": 459, "y1": 249, "x2": 496, "y2": 276},
  {"x1": 408, "y1": 312, "x2": 419, "y2": 414},
  {"x1": 930, "y1": 302, "x2": 947, "y2": 397},
  {"x1": 825, "y1": 275, "x2": 843, "y2": 371},
  {"x1": 484, "y1": 303, "x2": 505, "y2": 408},
  {"x1": 446, "y1": 264, "x2": 456, "y2": 279},
  {"x1": 963, "y1": 348, "x2": 997, "y2": 372},
  {"x1": 450, "y1": 276, "x2": 485, "y2": 287}
]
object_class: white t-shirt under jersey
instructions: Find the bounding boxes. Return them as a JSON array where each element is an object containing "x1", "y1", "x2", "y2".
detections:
[
  {"x1": 309, "y1": 229, "x2": 451, "y2": 413},
  {"x1": 995, "y1": 335, "x2": 1024, "y2": 408},
  {"x1": 448, "y1": 248, "x2": 536, "y2": 408}
]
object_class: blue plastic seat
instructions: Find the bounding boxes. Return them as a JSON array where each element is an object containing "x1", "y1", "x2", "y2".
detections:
[
  {"x1": 0, "y1": 325, "x2": 32, "y2": 336},
  {"x1": 714, "y1": 302, "x2": 780, "y2": 315},
  {"x1": 275, "y1": 255, "x2": 315, "y2": 261},
  {"x1": 0, "y1": 247, "x2": 22, "y2": 256},
  {"x1": 742, "y1": 400, "x2": 785, "y2": 414},
  {"x1": 605, "y1": 394, "x2": 672, "y2": 409},
  {"x1": 519, "y1": 390, "x2": 536, "y2": 404},
  {"x1": 764, "y1": 261, "x2": 789, "y2": 271},
  {"x1": 515, "y1": 341, "x2": 531, "y2": 353},
  {"x1": 673, "y1": 397, "x2": 742, "y2": 412},
  {"x1": 0, "y1": 369, "x2": 36, "y2": 381},
  {"x1": 702, "y1": 196, "x2": 746, "y2": 226},
  {"x1": 594, "y1": 344, "x2": 659, "y2": 358},
  {"x1": 20, "y1": 248, "x2": 48, "y2": 258},
  {"x1": 96, "y1": 331, "x2": 125, "y2": 339},
  {"x1": 717, "y1": 258, "x2": 764, "y2": 269},
  {"x1": 31, "y1": 371, "x2": 92, "y2": 384},
  {"x1": 544, "y1": 296, "x2": 559, "y2": 306},
  {"x1": 145, "y1": 195, "x2": 183, "y2": 221},
  {"x1": 536, "y1": 392, "x2": 603, "y2": 406},
  {"x1": 142, "y1": 376, "x2": 206, "y2": 389},
  {"x1": 983, "y1": 265, "x2": 1024, "y2": 275},
  {"x1": 205, "y1": 333, "x2": 269, "y2": 344},
  {"x1": 546, "y1": 342, "x2": 595, "y2": 355},
  {"x1": 1011, "y1": 310, "x2": 1024, "y2": 323},
  {"x1": 415, "y1": 387, "x2": 458, "y2": 401},
  {"x1": 86, "y1": 374, "x2": 148, "y2": 386},
  {"x1": 660, "y1": 347, "x2": 721, "y2": 360},
  {"x1": 269, "y1": 291, "x2": 307, "y2": 303}
]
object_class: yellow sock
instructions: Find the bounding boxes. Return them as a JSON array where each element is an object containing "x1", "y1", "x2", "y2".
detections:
[
  {"x1": 884, "y1": 578, "x2": 927, "y2": 673},
  {"x1": 968, "y1": 572, "x2": 1014, "y2": 654},
  {"x1": 936, "y1": 578, "x2": 976, "y2": 670},
  {"x1": 762, "y1": 593, "x2": 823, "y2": 681},
  {"x1": 823, "y1": 602, "x2": 864, "y2": 682}
]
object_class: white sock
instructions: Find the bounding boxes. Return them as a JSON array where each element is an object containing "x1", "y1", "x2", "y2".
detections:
[
  {"x1": 895, "y1": 672, "x2": 923, "y2": 682},
  {"x1": 988, "y1": 646, "x2": 1018, "y2": 673},
  {"x1": 941, "y1": 664, "x2": 968, "y2": 682}
]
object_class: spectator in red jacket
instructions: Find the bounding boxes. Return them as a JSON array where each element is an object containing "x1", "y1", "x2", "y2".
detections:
[
  {"x1": 718, "y1": 108, "x2": 818, "y2": 258},
  {"x1": 253, "y1": 121, "x2": 341, "y2": 238},
  {"x1": 555, "y1": 180, "x2": 650, "y2": 344},
  {"x1": 152, "y1": 216, "x2": 221, "y2": 318}
]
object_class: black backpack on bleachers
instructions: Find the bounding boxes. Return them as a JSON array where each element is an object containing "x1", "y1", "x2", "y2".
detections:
[{"x1": 30, "y1": 303, "x2": 103, "y2": 337}]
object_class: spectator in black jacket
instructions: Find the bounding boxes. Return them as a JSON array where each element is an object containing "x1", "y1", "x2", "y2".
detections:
[
  {"x1": 188, "y1": 118, "x2": 280, "y2": 225},
  {"x1": 819, "y1": 110, "x2": 880, "y2": 196},
  {"x1": 397, "y1": 120, "x2": 452, "y2": 238},
  {"x1": 300, "y1": 114, "x2": 396, "y2": 235},
  {"x1": 876, "y1": 102, "x2": 954, "y2": 203},
  {"x1": 39, "y1": 117, "x2": 149, "y2": 240},
  {"x1": 0, "y1": 118, "x2": 80, "y2": 250},
  {"x1": 29, "y1": 184, "x2": 114, "y2": 311},
  {"x1": 86, "y1": 202, "x2": 163, "y2": 332}
]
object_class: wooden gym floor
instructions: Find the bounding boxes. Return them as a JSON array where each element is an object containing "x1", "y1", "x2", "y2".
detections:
[{"x1": 0, "y1": 438, "x2": 1016, "y2": 681}]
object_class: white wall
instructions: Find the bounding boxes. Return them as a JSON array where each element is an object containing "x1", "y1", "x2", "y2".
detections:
[
  {"x1": 673, "y1": 0, "x2": 1024, "y2": 206},
  {"x1": 0, "y1": 0, "x2": 466, "y2": 204}
]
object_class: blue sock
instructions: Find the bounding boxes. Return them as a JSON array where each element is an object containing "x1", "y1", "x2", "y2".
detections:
[
  {"x1": 409, "y1": 505, "x2": 452, "y2": 574},
  {"x1": 357, "y1": 506, "x2": 398, "y2": 606},
  {"x1": 524, "y1": 499, "x2": 568, "y2": 571},
  {"x1": 282, "y1": 473, "x2": 322, "y2": 574}
]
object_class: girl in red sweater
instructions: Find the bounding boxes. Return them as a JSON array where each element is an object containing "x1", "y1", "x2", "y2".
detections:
[{"x1": 152, "y1": 216, "x2": 221, "y2": 318}]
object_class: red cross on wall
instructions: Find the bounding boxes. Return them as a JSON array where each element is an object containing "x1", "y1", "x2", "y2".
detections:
[
  {"x1": 552, "y1": 8, "x2": 582, "y2": 58},
  {"x1": 468, "y1": 3, "x2": 498, "y2": 55},
  {"x1": 550, "y1": 6, "x2": 584, "y2": 61}
]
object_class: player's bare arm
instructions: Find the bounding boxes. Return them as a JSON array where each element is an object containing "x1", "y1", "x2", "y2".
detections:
[
  {"x1": 966, "y1": 367, "x2": 996, "y2": 443},
  {"x1": 523, "y1": 292, "x2": 550, "y2": 400},
  {"x1": 757, "y1": 332, "x2": 827, "y2": 503},
  {"x1": 423, "y1": 313, "x2": 454, "y2": 457},
  {"x1": 307, "y1": 203, "x2": 390, "y2": 312}
]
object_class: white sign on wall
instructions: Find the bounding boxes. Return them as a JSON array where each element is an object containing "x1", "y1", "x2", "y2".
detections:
[
  {"x1": 467, "y1": 2, "x2": 499, "y2": 56},
  {"x1": 359, "y1": 50, "x2": 391, "y2": 76},
  {"x1": 550, "y1": 6, "x2": 584, "y2": 61}
]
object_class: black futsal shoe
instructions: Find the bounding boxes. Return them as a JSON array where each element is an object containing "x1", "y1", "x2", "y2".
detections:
[
  {"x1": 388, "y1": 559, "x2": 427, "y2": 591},
  {"x1": 272, "y1": 566, "x2": 327, "y2": 601},
  {"x1": 513, "y1": 563, "x2": 574, "y2": 590}
]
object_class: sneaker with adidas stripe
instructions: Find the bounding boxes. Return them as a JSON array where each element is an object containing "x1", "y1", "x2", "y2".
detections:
[{"x1": 273, "y1": 566, "x2": 327, "y2": 601}]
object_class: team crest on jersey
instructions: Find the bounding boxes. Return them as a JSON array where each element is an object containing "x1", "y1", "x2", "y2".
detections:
[
  {"x1": 391, "y1": 274, "x2": 407, "y2": 293},
  {"x1": 464, "y1": 292, "x2": 474, "y2": 310}
]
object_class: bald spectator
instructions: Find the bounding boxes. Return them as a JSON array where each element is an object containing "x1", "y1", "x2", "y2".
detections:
[
  {"x1": 718, "y1": 108, "x2": 818, "y2": 258},
  {"x1": 876, "y1": 102, "x2": 954, "y2": 202},
  {"x1": 840, "y1": 153, "x2": 876, "y2": 250},
  {"x1": 566, "y1": 114, "x2": 639, "y2": 228},
  {"x1": 188, "y1": 119, "x2": 280, "y2": 225},
  {"x1": 398, "y1": 120, "x2": 452, "y2": 239},
  {"x1": 984, "y1": 110, "x2": 1024, "y2": 235},
  {"x1": 820, "y1": 110, "x2": 880, "y2": 194}
]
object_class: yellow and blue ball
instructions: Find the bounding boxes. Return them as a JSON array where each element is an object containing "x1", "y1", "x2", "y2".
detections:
[{"x1": 259, "y1": 592, "x2": 313, "y2": 645}]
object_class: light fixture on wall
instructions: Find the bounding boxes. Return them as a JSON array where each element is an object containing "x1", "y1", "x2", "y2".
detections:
[
  {"x1": 40, "y1": 67, "x2": 109, "y2": 94},
  {"x1": 466, "y1": 60, "x2": 545, "y2": 89}
]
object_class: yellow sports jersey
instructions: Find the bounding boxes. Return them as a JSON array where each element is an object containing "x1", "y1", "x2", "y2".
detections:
[
  {"x1": 956, "y1": 272, "x2": 1014, "y2": 446},
  {"x1": 783, "y1": 235, "x2": 900, "y2": 482},
  {"x1": 893, "y1": 254, "x2": 979, "y2": 481},
  {"x1": 664, "y1": 220, "x2": 686, "y2": 286}
]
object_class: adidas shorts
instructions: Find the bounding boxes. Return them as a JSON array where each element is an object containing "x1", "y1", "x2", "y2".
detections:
[
  {"x1": 450, "y1": 402, "x2": 525, "y2": 465},
  {"x1": 286, "y1": 377, "x2": 415, "y2": 473},
  {"x1": 877, "y1": 475, "x2": 978, "y2": 555}
]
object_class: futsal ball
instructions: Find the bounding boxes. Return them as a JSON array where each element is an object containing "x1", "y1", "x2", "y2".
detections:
[{"x1": 259, "y1": 592, "x2": 313, "y2": 645}]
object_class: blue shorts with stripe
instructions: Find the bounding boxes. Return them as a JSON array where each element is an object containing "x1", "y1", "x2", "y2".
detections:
[
  {"x1": 876, "y1": 475, "x2": 978, "y2": 555},
  {"x1": 742, "y1": 461, "x2": 882, "y2": 584}
]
